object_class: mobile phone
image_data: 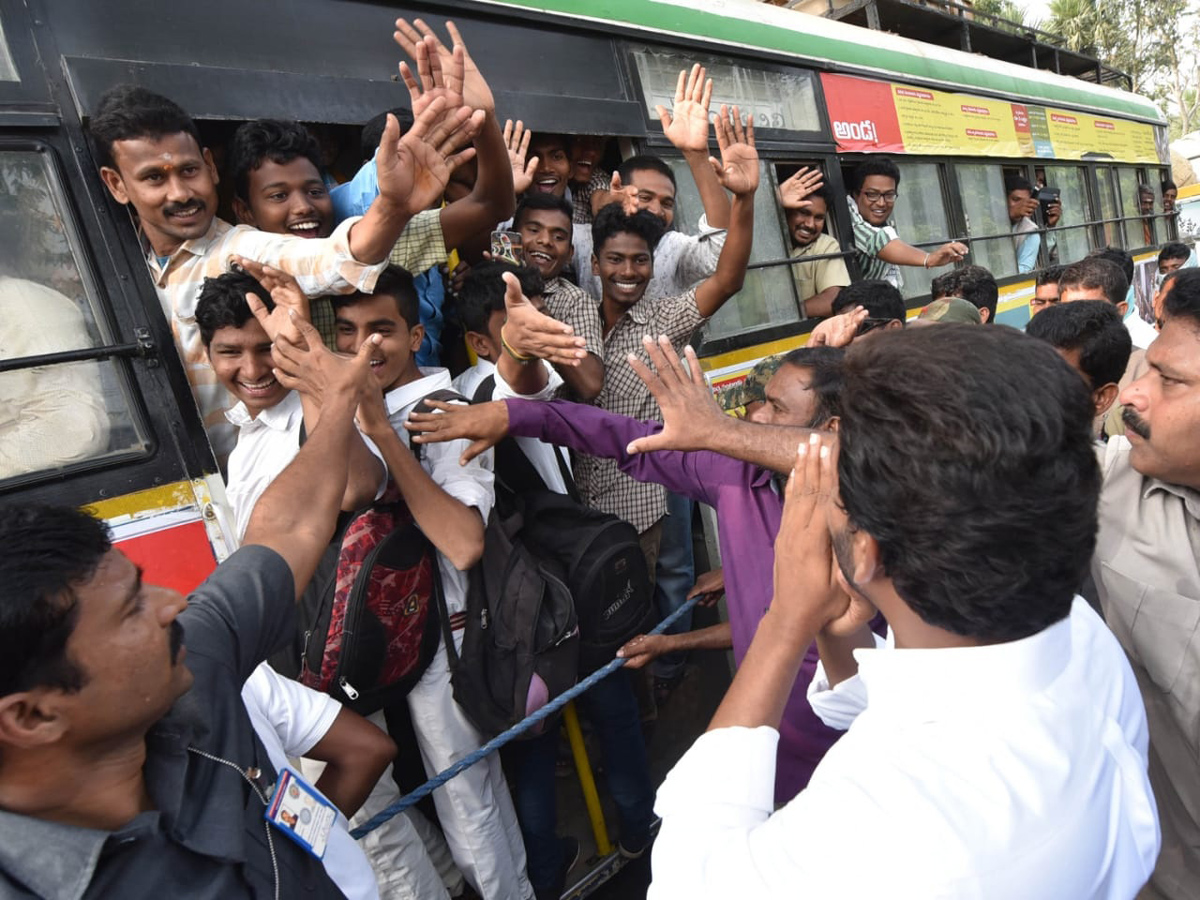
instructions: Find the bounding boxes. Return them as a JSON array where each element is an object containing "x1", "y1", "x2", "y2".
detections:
[
  {"x1": 490, "y1": 230, "x2": 524, "y2": 266},
  {"x1": 1037, "y1": 187, "x2": 1060, "y2": 214}
]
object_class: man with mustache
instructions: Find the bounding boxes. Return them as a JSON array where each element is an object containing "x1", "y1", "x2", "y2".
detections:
[
  {"x1": 0, "y1": 306, "x2": 383, "y2": 898},
  {"x1": 779, "y1": 175, "x2": 849, "y2": 319},
  {"x1": 1092, "y1": 267, "x2": 1200, "y2": 900},
  {"x1": 88, "y1": 31, "x2": 483, "y2": 462}
]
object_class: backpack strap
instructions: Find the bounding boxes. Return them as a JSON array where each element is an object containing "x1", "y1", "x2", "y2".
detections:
[
  {"x1": 475, "y1": 374, "x2": 582, "y2": 503},
  {"x1": 410, "y1": 388, "x2": 471, "y2": 463}
]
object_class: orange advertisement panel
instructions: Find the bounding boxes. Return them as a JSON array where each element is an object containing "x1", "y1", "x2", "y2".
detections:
[{"x1": 821, "y1": 73, "x2": 1160, "y2": 164}]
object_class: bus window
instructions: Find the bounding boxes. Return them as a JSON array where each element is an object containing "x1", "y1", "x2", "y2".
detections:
[
  {"x1": 0, "y1": 149, "x2": 148, "y2": 482},
  {"x1": 954, "y1": 164, "x2": 1019, "y2": 278},
  {"x1": 1094, "y1": 167, "x2": 1121, "y2": 248},
  {"x1": 888, "y1": 161, "x2": 951, "y2": 300},
  {"x1": 1118, "y1": 166, "x2": 1154, "y2": 249},
  {"x1": 666, "y1": 157, "x2": 800, "y2": 339},
  {"x1": 629, "y1": 47, "x2": 821, "y2": 134},
  {"x1": 1037, "y1": 165, "x2": 1090, "y2": 267}
]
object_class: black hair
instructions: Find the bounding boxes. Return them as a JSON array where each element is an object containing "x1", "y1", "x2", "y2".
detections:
[
  {"x1": 778, "y1": 346, "x2": 845, "y2": 427},
  {"x1": 929, "y1": 271, "x2": 958, "y2": 301},
  {"x1": 332, "y1": 265, "x2": 420, "y2": 330},
  {"x1": 1163, "y1": 178, "x2": 1178, "y2": 194},
  {"x1": 849, "y1": 155, "x2": 901, "y2": 194},
  {"x1": 1163, "y1": 267, "x2": 1200, "y2": 329},
  {"x1": 1005, "y1": 175, "x2": 1034, "y2": 195},
  {"x1": 1087, "y1": 246, "x2": 1135, "y2": 283},
  {"x1": 1060, "y1": 257, "x2": 1129, "y2": 306},
  {"x1": 227, "y1": 119, "x2": 324, "y2": 201},
  {"x1": 195, "y1": 271, "x2": 275, "y2": 346},
  {"x1": 830, "y1": 279, "x2": 906, "y2": 323},
  {"x1": 90, "y1": 84, "x2": 202, "y2": 170},
  {"x1": 1036, "y1": 265, "x2": 1064, "y2": 288},
  {"x1": 1025, "y1": 299, "x2": 1132, "y2": 389},
  {"x1": 360, "y1": 107, "x2": 414, "y2": 163},
  {"x1": 451, "y1": 261, "x2": 544, "y2": 335},
  {"x1": 616, "y1": 155, "x2": 677, "y2": 192},
  {"x1": 952, "y1": 265, "x2": 999, "y2": 324},
  {"x1": 838, "y1": 325, "x2": 1098, "y2": 641},
  {"x1": 591, "y1": 203, "x2": 666, "y2": 255},
  {"x1": 0, "y1": 505, "x2": 113, "y2": 696},
  {"x1": 513, "y1": 192, "x2": 574, "y2": 231},
  {"x1": 1159, "y1": 241, "x2": 1190, "y2": 265}
]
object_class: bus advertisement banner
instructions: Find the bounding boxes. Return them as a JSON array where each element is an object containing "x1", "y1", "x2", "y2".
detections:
[{"x1": 821, "y1": 73, "x2": 1160, "y2": 164}]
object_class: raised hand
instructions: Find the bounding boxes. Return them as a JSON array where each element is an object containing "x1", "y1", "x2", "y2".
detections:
[
  {"x1": 377, "y1": 98, "x2": 484, "y2": 218},
  {"x1": 504, "y1": 119, "x2": 538, "y2": 195},
  {"x1": 624, "y1": 335, "x2": 725, "y2": 456},
  {"x1": 772, "y1": 433, "x2": 850, "y2": 636},
  {"x1": 396, "y1": 34, "x2": 463, "y2": 120},
  {"x1": 656, "y1": 63, "x2": 714, "y2": 156},
  {"x1": 499, "y1": 271, "x2": 587, "y2": 366},
  {"x1": 395, "y1": 18, "x2": 494, "y2": 115},
  {"x1": 779, "y1": 167, "x2": 824, "y2": 210},
  {"x1": 709, "y1": 105, "x2": 758, "y2": 198},
  {"x1": 405, "y1": 398, "x2": 510, "y2": 466},
  {"x1": 809, "y1": 306, "x2": 868, "y2": 348},
  {"x1": 232, "y1": 256, "x2": 311, "y2": 341}
]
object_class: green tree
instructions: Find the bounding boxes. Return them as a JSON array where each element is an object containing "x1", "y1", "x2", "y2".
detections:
[{"x1": 973, "y1": 0, "x2": 1029, "y2": 34}]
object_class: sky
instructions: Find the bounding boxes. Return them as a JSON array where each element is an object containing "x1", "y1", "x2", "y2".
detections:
[{"x1": 1018, "y1": 0, "x2": 1053, "y2": 27}]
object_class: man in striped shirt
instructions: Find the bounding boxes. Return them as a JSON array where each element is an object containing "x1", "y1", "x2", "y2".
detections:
[{"x1": 848, "y1": 155, "x2": 967, "y2": 290}]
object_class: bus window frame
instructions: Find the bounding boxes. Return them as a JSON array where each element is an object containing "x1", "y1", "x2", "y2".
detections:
[
  {"x1": 0, "y1": 0, "x2": 52, "y2": 108},
  {"x1": 0, "y1": 126, "x2": 213, "y2": 504}
]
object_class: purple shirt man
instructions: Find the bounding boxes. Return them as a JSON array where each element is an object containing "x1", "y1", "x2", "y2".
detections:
[{"x1": 506, "y1": 397, "x2": 851, "y2": 802}]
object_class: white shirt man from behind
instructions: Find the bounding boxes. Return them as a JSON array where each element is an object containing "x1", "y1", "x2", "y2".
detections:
[{"x1": 649, "y1": 324, "x2": 1158, "y2": 898}]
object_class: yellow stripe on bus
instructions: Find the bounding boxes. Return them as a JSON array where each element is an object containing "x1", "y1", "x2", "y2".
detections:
[{"x1": 85, "y1": 480, "x2": 204, "y2": 520}]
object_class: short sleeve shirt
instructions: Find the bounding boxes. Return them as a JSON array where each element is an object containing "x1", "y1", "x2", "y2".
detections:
[
  {"x1": 789, "y1": 234, "x2": 851, "y2": 306},
  {"x1": 542, "y1": 276, "x2": 604, "y2": 360},
  {"x1": 575, "y1": 289, "x2": 705, "y2": 533},
  {"x1": 0, "y1": 546, "x2": 347, "y2": 900},
  {"x1": 848, "y1": 197, "x2": 902, "y2": 288}
]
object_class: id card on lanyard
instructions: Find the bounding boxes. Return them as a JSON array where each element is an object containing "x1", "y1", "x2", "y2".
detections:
[{"x1": 264, "y1": 765, "x2": 338, "y2": 859}]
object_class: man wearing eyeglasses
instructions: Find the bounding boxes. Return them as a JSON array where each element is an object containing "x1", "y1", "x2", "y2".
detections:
[{"x1": 847, "y1": 156, "x2": 968, "y2": 289}]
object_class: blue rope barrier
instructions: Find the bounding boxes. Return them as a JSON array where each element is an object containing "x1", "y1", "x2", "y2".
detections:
[{"x1": 350, "y1": 593, "x2": 704, "y2": 839}]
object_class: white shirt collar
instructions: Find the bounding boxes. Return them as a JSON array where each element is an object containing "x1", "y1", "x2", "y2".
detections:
[
  {"x1": 854, "y1": 608, "x2": 1073, "y2": 719},
  {"x1": 225, "y1": 389, "x2": 303, "y2": 430},
  {"x1": 384, "y1": 366, "x2": 453, "y2": 419}
]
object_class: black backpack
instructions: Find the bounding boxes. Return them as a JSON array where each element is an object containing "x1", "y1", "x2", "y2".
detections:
[
  {"x1": 417, "y1": 388, "x2": 581, "y2": 739},
  {"x1": 471, "y1": 377, "x2": 655, "y2": 675}
]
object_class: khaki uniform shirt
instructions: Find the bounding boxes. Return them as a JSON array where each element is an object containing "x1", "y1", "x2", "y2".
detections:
[
  {"x1": 789, "y1": 234, "x2": 850, "y2": 314},
  {"x1": 1093, "y1": 437, "x2": 1200, "y2": 899}
]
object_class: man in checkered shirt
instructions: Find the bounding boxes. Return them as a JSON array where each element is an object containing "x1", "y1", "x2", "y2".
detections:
[{"x1": 518, "y1": 107, "x2": 760, "y2": 570}]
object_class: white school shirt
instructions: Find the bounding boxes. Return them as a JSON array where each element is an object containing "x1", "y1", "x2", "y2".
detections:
[
  {"x1": 225, "y1": 390, "x2": 386, "y2": 541},
  {"x1": 383, "y1": 367, "x2": 495, "y2": 616},
  {"x1": 650, "y1": 598, "x2": 1160, "y2": 900},
  {"x1": 241, "y1": 664, "x2": 381, "y2": 900},
  {"x1": 572, "y1": 215, "x2": 726, "y2": 302},
  {"x1": 453, "y1": 359, "x2": 570, "y2": 495}
]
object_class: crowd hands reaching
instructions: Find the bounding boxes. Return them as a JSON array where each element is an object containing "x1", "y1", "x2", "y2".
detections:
[{"x1": 1, "y1": 13, "x2": 1196, "y2": 900}]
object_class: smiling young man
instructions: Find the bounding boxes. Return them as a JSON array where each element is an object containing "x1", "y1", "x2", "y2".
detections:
[
  {"x1": 1094, "y1": 267, "x2": 1200, "y2": 900},
  {"x1": 332, "y1": 266, "x2": 538, "y2": 900},
  {"x1": 194, "y1": 269, "x2": 385, "y2": 541},
  {"x1": 89, "y1": 75, "x2": 481, "y2": 462},
  {"x1": 228, "y1": 119, "x2": 335, "y2": 240},
  {"x1": 513, "y1": 192, "x2": 604, "y2": 399},
  {"x1": 782, "y1": 184, "x2": 850, "y2": 318},
  {"x1": 0, "y1": 310, "x2": 384, "y2": 898},
  {"x1": 848, "y1": 155, "x2": 967, "y2": 288}
]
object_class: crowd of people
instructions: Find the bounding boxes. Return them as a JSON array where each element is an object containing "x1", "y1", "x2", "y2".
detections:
[{"x1": 0, "y1": 15, "x2": 1197, "y2": 900}]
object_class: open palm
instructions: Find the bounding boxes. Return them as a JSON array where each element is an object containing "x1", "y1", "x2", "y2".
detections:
[
  {"x1": 711, "y1": 105, "x2": 759, "y2": 197},
  {"x1": 378, "y1": 100, "x2": 482, "y2": 216},
  {"x1": 656, "y1": 64, "x2": 713, "y2": 154}
]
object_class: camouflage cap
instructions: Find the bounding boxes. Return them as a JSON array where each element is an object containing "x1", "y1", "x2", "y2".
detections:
[
  {"x1": 916, "y1": 297, "x2": 982, "y2": 325},
  {"x1": 722, "y1": 354, "x2": 784, "y2": 412}
]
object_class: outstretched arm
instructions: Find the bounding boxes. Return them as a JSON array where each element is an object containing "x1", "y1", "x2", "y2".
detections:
[
  {"x1": 694, "y1": 106, "x2": 757, "y2": 319},
  {"x1": 240, "y1": 308, "x2": 380, "y2": 601},
  {"x1": 624, "y1": 336, "x2": 808, "y2": 474}
]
